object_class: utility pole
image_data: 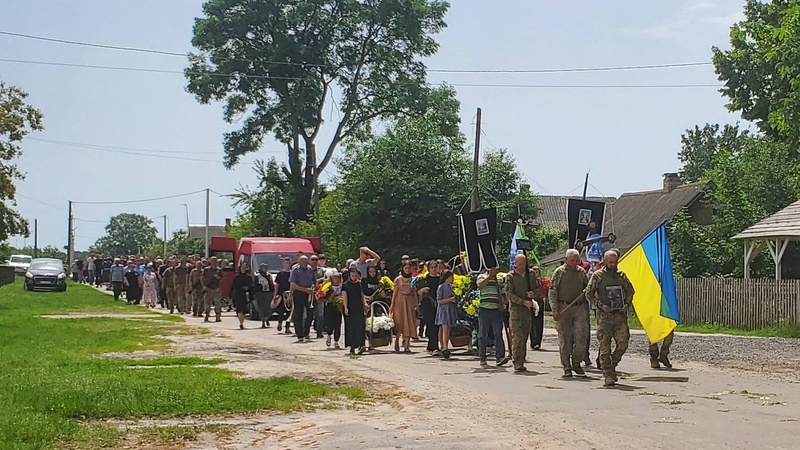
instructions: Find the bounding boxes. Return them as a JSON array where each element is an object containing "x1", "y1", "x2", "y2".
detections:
[
  {"x1": 163, "y1": 215, "x2": 168, "y2": 257},
  {"x1": 470, "y1": 107, "x2": 482, "y2": 212},
  {"x1": 67, "y1": 201, "x2": 74, "y2": 264},
  {"x1": 204, "y1": 188, "x2": 210, "y2": 257},
  {"x1": 180, "y1": 203, "x2": 190, "y2": 231},
  {"x1": 33, "y1": 219, "x2": 39, "y2": 258}
]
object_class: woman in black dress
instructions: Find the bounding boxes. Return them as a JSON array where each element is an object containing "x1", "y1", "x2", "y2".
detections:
[
  {"x1": 273, "y1": 258, "x2": 292, "y2": 334},
  {"x1": 123, "y1": 262, "x2": 141, "y2": 305},
  {"x1": 361, "y1": 266, "x2": 380, "y2": 299},
  {"x1": 254, "y1": 263, "x2": 275, "y2": 329},
  {"x1": 232, "y1": 263, "x2": 254, "y2": 330},
  {"x1": 343, "y1": 266, "x2": 368, "y2": 355}
]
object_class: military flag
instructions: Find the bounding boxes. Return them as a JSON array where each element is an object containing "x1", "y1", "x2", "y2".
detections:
[{"x1": 618, "y1": 223, "x2": 680, "y2": 344}]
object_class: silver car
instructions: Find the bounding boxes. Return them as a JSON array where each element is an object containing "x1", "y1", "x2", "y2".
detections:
[{"x1": 8, "y1": 254, "x2": 33, "y2": 275}]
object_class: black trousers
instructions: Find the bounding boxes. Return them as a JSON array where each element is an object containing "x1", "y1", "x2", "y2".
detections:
[
  {"x1": 530, "y1": 298, "x2": 545, "y2": 348},
  {"x1": 292, "y1": 292, "x2": 314, "y2": 339},
  {"x1": 420, "y1": 298, "x2": 439, "y2": 351},
  {"x1": 324, "y1": 303, "x2": 342, "y2": 342},
  {"x1": 112, "y1": 281, "x2": 123, "y2": 301}
]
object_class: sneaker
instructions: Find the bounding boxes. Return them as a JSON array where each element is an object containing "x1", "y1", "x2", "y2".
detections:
[
  {"x1": 532, "y1": 344, "x2": 541, "y2": 351},
  {"x1": 514, "y1": 366, "x2": 528, "y2": 372},
  {"x1": 357, "y1": 346, "x2": 366, "y2": 355},
  {"x1": 442, "y1": 350, "x2": 451, "y2": 359},
  {"x1": 562, "y1": 369, "x2": 573, "y2": 378},
  {"x1": 295, "y1": 338, "x2": 305, "y2": 343},
  {"x1": 496, "y1": 357, "x2": 510, "y2": 367},
  {"x1": 583, "y1": 358, "x2": 592, "y2": 367},
  {"x1": 572, "y1": 366, "x2": 586, "y2": 377},
  {"x1": 431, "y1": 350, "x2": 441, "y2": 357}
]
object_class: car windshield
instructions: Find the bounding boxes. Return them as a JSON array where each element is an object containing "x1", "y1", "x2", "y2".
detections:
[
  {"x1": 30, "y1": 261, "x2": 62, "y2": 271},
  {"x1": 252, "y1": 253, "x2": 295, "y2": 274},
  {"x1": 10, "y1": 256, "x2": 32, "y2": 264}
]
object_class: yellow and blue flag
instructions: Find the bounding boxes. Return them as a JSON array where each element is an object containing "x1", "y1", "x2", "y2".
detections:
[{"x1": 618, "y1": 223, "x2": 680, "y2": 344}]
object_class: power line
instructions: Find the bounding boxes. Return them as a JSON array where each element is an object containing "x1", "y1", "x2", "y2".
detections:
[
  {"x1": 74, "y1": 217, "x2": 108, "y2": 224},
  {"x1": 0, "y1": 58, "x2": 305, "y2": 81},
  {"x1": 0, "y1": 58, "x2": 719, "y2": 89},
  {"x1": 27, "y1": 137, "x2": 224, "y2": 154},
  {"x1": 72, "y1": 189, "x2": 207, "y2": 205},
  {"x1": 14, "y1": 193, "x2": 62, "y2": 209},
  {"x1": 0, "y1": 30, "x2": 715, "y2": 74}
]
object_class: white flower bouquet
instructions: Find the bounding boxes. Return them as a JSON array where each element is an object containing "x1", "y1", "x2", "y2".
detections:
[{"x1": 366, "y1": 315, "x2": 395, "y2": 335}]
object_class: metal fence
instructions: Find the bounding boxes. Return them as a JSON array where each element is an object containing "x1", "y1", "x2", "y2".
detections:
[{"x1": 677, "y1": 278, "x2": 800, "y2": 329}]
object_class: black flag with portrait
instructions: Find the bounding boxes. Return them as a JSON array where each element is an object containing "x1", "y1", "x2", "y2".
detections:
[
  {"x1": 459, "y1": 208, "x2": 499, "y2": 272},
  {"x1": 567, "y1": 199, "x2": 606, "y2": 248}
]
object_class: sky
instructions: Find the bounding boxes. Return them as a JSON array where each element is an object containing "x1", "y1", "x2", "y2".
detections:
[{"x1": 0, "y1": 0, "x2": 747, "y2": 251}]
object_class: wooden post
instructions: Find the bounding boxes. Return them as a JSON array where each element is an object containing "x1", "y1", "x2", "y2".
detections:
[{"x1": 470, "y1": 108, "x2": 482, "y2": 212}]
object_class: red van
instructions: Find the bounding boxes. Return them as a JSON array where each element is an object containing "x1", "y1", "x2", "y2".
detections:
[{"x1": 210, "y1": 236, "x2": 321, "y2": 297}]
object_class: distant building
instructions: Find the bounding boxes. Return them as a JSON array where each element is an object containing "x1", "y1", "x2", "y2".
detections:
[
  {"x1": 188, "y1": 219, "x2": 230, "y2": 244},
  {"x1": 540, "y1": 173, "x2": 710, "y2": 272}
]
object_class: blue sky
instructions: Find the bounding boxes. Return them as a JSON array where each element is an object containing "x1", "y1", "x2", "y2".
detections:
[{"x1": 1, "y1": 0, "x2": 746, "y2": 250}]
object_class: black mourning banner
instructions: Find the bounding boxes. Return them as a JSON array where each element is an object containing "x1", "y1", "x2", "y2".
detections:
[
  {"x1": 460, "y1": 208, "x2": 499, "y2": 272},
  {"x1": 567, "y1": 199, "x2": 606, "y2": 248}
]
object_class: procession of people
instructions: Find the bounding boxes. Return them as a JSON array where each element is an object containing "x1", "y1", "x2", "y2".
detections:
[{"x1": 86, "y1": 241, "x2": 661, "y2": 388}]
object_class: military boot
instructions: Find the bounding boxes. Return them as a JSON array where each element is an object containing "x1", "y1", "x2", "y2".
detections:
[
  {"x1": 650, "y1": 358, "x2": 661, "y2": 369},
  {"x1": 204, "y1": 313, "x2": 210, "y2": 323},
  {"x1": 659, "y1": 354, "x2": 672, "y2": 368},
  {"x1": 603, "y1": 372, "x2": 615, "y2": 387}
]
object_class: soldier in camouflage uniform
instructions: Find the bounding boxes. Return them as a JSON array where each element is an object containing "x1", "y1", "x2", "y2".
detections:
[
  {"x1": 161, "y1": 259, "x2": 176, "y2": 314},
  {"x1": 548, "y1": 249, "x2": 589, "y2": 378},
  {"x1": 189, "y1": 260, "x2": 204, "y2": 317},
  {"x1": 202, "y1": 256, "x2": 224, "y2": 322},
  {"x1": 172, "y1": 257, "x2": 190, "y2": 315},
  {"x1": 649, "y1": 330, "x2": 674, "y2": 369},
  {"x1": 504, "y1": 254, "x2": 541, "y2": 372},
  {"x1": 585, "y1": 250, "x2": 635, "y2": 387}
]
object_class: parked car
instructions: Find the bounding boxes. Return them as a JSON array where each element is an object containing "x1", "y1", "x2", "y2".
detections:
[
  {"x1": 24, "y1": 258, "x2": 68, "y2": 292},
  {"x1": 8, "y1": 254, "x2": 33, "y2": 275}
]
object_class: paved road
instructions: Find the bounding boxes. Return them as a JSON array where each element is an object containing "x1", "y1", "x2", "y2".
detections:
[{"x1": 153, "y1": 311, "x2": 800, "y2": 450}]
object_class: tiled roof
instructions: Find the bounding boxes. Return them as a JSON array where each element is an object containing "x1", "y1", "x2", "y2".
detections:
[{"x1": 535, "y1": 195, "x2": 615, "y2": 230}]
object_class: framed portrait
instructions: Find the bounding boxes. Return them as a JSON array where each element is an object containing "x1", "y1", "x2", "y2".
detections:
[
  {"x1": 475, "y1": 218, "x2": 490, "y2": 236},
  {"x1": 578, "y1": 208, "x2": 592, "y2": 226}
]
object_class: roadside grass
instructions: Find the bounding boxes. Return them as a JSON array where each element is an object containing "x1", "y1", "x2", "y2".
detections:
[
  {"x1": 544, "y1": 311, "x2": 800, "y2": 338},
  {"x1": 118, "y1": 356, "x2": 226, "y2": 366},
  {"x1": 0, "y1": 282, "x2": 363, "y2": 450}
]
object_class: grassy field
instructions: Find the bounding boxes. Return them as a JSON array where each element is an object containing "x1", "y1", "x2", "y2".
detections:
[{"x1": 0, "y1": 281, "x2": 362, "y2": 449}]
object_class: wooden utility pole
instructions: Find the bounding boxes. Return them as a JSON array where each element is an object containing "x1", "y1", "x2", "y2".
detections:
[
  {"x1": 33, "y1": 219, "x2": 39, "y2": 258},
  {"x1": 67, "y1": 201, "x2": 74, "y2": 264},
  {"x1": 204, "y1": 188, "x2": 210, "y2": 257},
  {"x1": 163, "y1": 215, "x2": 168, "y2": 257},
  {"x1": 470, "y1": 107, "x2": 482, "y2": 212}
]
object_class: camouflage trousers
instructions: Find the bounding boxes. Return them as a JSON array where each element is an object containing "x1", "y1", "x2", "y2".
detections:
[
  {"x1": 509, "y1": 304, "x2": 532, "y2": 370},
  {"x1": 203, "y1": 288, "x2": 223, "y2": 319},
  {"x1": 555, "y1": 303, "x2": 588, "y2": 370},
  {"x1": 190, "y1": 287, "x2": 203, "y2": 315},
  {"x1": 166, "y1": 288, "x2": 176, "y2": 312},
  {"x1": 649, "y1": 330, "x2": 674, "y2": 359},
  {"x1": 173, "y1": 284, "x2": 188, "y2": 313},
  {"x1": 596, "y1": 311, "x2": 630, "y2": 375}
]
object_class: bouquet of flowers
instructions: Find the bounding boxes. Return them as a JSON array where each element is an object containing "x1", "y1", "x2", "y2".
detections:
[
  {"x1": 411, "y1": 272, "x2": 428, "y2": 290},
  {"x1": 458, "y1": 290, "x2": 481, "y2": 318},
  {"x1": 372, "y1": 276, "x2": 395, "y2": 302},
  {"x1": 452, "y1": 274, "x2": 472, "y2": 297},
  {"x1": 316, "y1": 281, "x2": 344, "y2": 313},
  {"x1": 366, "y1": 315, "x2": 395, "y2": 339}
]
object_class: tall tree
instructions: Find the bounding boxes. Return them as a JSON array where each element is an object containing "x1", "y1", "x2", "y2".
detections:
[
  {"x1": 90, "y1": 214, "x2": 158, "y2": 256},
  {"x1": 229, "y1": 159, "x2": 294, "y2": 238},
  {"x1": 186, "y1": 0, "x2": 450, "y2": 221},
  {"x1": 713, "y1": 0, "x2": 800, "y2": 144},
  {"x1": 0, "y1": 82, "x2": 43, "y2": 242},
  {"x1": 678, "y1": 124, "x2": 747, "y2": 183},
  {"x1": 330, "y1": 85, "x2": 468, "y2": 264}
]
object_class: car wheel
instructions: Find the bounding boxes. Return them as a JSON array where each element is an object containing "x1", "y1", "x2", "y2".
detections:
[{"x1": 59, "y1": 285, "x2": 67, "y2": 292}]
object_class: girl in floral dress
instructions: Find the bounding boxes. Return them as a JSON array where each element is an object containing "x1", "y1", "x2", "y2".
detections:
[{"x1": 141, "y1": 264, "x2": 159, "y2": 308}]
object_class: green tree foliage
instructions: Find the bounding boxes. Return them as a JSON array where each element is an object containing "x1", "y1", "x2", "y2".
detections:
[
  {"x1": 0, "y1": 82, "x2": 43, "y2": 241},
  {"x1": 528, "y1": 226, "x2": 567, "y2": 266},
  {"x1": 229, "y1": 159, "x2": 295, "y2": 238},
  {"x1": 713, "y1": 0, "x2": 800, "y2": 144},
  {"x1": 90, "y1": 214, "x2": 158, "y2": 256},
  {"x1": 185, "y1": 0, "x2": 450, "y2": 221},
  {"x1": 167, "y1": 230, "x2": 206, "y2": 256},
  {"x1": 672, "y1": 126, "x2": 800, "y2": 278},
  {"x1": 678, "y1": 124, "x2": 748, "y2": 183},
  {"x1": 330, "y1": 87, "x2": 467, "y2": 264}
]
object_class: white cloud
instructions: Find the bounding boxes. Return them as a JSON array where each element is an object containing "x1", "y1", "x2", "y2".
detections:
[{"x1": 622, "y1": 1, "x2": 745, "y2": 39}]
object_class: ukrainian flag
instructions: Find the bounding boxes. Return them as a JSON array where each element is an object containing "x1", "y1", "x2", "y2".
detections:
[{"x1": 618, "y1": 223, "x2": 680, "y2": 344}]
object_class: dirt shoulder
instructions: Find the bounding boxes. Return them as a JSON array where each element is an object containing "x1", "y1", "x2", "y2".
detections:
[{"x1": 118, "y1": 308, "x2": 800, "y2": 450}]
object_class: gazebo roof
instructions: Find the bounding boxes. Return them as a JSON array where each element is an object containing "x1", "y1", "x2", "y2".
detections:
[{"x1": 733, "y1": 199, "x2": 800, "y2": 240}]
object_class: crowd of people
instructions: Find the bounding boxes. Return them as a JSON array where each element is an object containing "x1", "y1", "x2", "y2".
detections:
[{"x1": 80, "y1": 244, "x2": 674, "y2": 388}]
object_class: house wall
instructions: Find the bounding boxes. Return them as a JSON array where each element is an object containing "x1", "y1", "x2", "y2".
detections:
[{"x1": 687, "y1": 195, "x2": 713, "y2": 226}]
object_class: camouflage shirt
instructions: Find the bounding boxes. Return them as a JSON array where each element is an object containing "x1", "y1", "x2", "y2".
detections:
[
  {"x1": 173, "y1": 264, "x2": 189, "y2": 286},
  {"x1": 161, "y1": 267, "x2": 175, "y2": 290},
  {"x1": 547, "y1": 265, "x2": 588, "y2": 311},
  {"x1": 584, "y1": 267, "x2": 635, "y2": 312}
]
